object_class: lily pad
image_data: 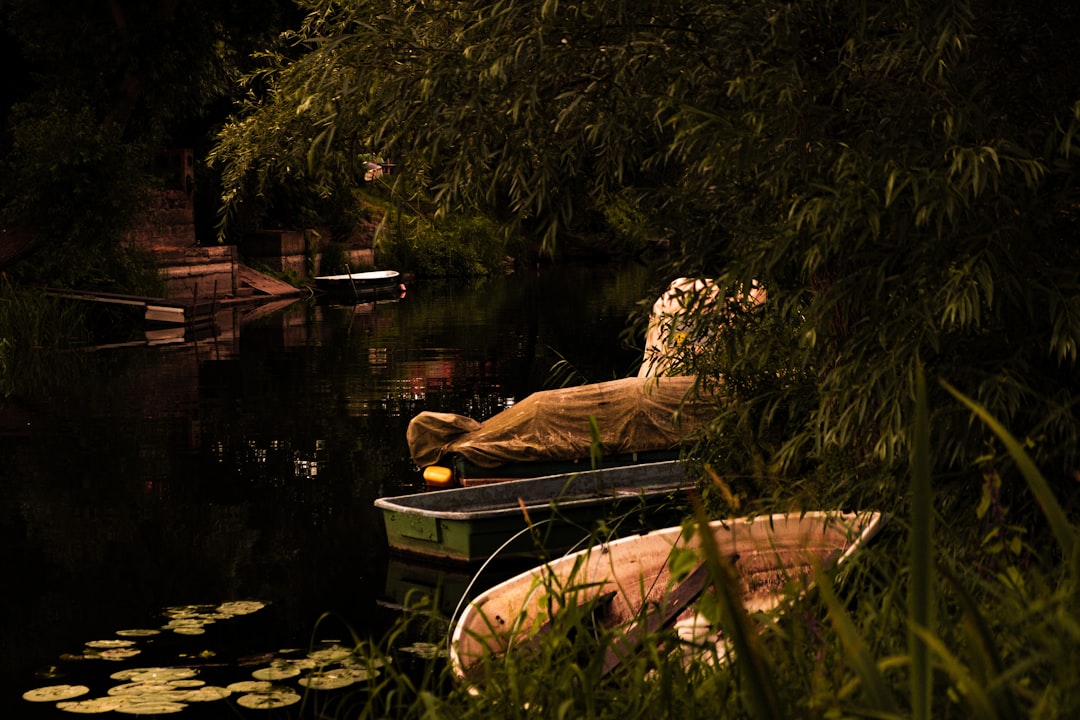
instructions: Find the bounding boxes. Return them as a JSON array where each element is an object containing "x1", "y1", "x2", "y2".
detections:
[
  {"x1": 23, "y1": 684, "x2": 90, "y2": 702},
  {"x1": 297, "y1": 672, "x2": 354, "y2": 690},
  {"x1": 236, "y1": 689, "x2": 300, "y2": 710},
  {"x1": 217, "y1": 600, "x2": 265, "y2": 616},
  {"x1": 113, "y1": 699, "x2": 187, "y2": 715},
  {"x1": 226, "y1": 680, "x2": 273, "y2": 693},
  {"x1": 86, "y1": 639, "x2": 135, "y2": 649},
  {"x1": 251, "y1": 663, "x2": 300, "y2": 681},
  {"x1": 110, "y1": 667, "x2": 197, "y2": 683},
  {"x1": 115, "y1": 629, "x2": 161, "y2": 638},
  {"x1": 182, "y1": 686, "x2": 231, "y2": 702},
  {"x1": 56, "y1": 696, "x2": 127, "y2": 714}
]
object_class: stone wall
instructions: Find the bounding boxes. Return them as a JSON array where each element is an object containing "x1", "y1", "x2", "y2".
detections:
[
  {"x1": 240, "y1": 229, "x2": 374, "y2": 278},
  {"x1": 156, "y1": 245, "x2": 238, "y2": 300}
]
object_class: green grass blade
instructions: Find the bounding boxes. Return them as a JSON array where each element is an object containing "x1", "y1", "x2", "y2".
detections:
[
  {"x1": 691, "y1": 503, "x2": 784, "y2": 720},
  {"x1": 909, "y1": 625, "x2": 999, "y2": 719},
  {"x1": 910, "y1": 364, "x2": 935, "y2": 720},
  {"x1": 938, "y1": 563, "x2": 1022, "y2": 718},
  {"x1": 941, "y1": 380, "x2": 1077, "y2": 561},
  {"x1": 815, "y1": 563, "x2": 900, "y2": 715}
]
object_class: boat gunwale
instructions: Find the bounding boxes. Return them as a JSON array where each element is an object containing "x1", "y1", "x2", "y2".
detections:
[{"x1": 374, "y1": 461, "x2": 690, "y2": 522}]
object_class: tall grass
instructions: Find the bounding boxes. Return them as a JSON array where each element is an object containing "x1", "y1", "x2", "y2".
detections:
[
  {"x1": 310, "y1": 372, "x2": 1078, "y2": 719},
  {"x1": 0, "y1": 278, "x2": 90, "y2": 396}
]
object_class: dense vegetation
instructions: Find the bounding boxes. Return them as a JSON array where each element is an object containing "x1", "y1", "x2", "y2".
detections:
[{"x1": 207, "y1": 0, "x2": 1080, "y2": 715}]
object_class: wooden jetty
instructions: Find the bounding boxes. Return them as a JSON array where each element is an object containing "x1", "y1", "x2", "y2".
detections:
[
  {"x1": 43, "y1": 265, "x2": 306, "y2": 329},
  {"x1": 44, "y1": 288, "x2": 219, "y2": 326}
]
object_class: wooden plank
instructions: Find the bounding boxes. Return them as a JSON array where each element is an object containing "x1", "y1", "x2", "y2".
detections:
[
  {"x1": 600, "y1": 563, "x2": 710, "y2": 676},
  {"x1": 145, "y1": 305, "x2": 187, "y2": 324}
]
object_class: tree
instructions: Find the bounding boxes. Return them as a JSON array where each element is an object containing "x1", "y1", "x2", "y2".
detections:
[{"x1": 211, "y1": 0, "x2": 1080, "y2": 495}]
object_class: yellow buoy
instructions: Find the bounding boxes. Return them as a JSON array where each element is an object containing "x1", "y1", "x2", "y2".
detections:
[{"x1": 423, "y1": 465, "x2": 455, "y2": 488}]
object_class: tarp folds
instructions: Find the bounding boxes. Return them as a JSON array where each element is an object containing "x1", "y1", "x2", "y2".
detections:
[{"x1": 407, "y1": 375, "x2": 713, "y2": 469}]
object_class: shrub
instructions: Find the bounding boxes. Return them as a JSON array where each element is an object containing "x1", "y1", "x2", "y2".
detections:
[{"x1": 379, "y1": 214, "x2": 517, "y2": 278}]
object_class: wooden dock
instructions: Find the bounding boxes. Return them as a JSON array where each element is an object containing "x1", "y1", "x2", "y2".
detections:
[{"x1": 44, "y1": 288, "x2": 218, "y2": 326}]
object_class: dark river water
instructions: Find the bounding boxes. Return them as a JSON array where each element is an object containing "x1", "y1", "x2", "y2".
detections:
[{"x1": 0, "y1": 262, "x2": 655, "y2": 717}]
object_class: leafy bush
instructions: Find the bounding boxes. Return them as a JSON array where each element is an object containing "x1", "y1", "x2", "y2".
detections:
[
  {"x1": 318, "y1": 240, "x2": 352, "y2": 276},
  {"x1": 380, "y1": 214, "x2": 517, "y2": 278}
]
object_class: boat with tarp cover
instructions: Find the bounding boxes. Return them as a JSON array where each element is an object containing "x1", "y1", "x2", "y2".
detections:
[{"x1": 407, "y1": 375, "x2": 714, "y2": 486}]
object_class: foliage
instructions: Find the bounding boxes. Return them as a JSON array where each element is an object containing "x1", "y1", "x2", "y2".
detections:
[
  {"x1": 0, "y1": 278, "x2": 90, "y2": 397},
  {"x1": 209, "y1": 0, "x2": 1080, "y2": 494},
  {"x1": 669, "y1": 0, "x2": 1080, "y2": 496},
  {"x1": 379, "y1": 213, "x2": 516, "y2": 278},
  {"x1": 598, "y1": 190, "x2": 659, "y2": 256},
  {"x1": 318, "y1": 240, "x2": 356, "y2": 276}
]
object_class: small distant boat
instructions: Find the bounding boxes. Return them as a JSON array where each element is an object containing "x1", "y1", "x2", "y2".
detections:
[
  {"x1": 449, "y1": 510, "x2": 885, "y2": 682},
  {"x1": 314, "y1": 269, "x2": 405, "y2": 302},
  {"x1": 374, "y1": 461, "x2": 694, "y2": 564}
]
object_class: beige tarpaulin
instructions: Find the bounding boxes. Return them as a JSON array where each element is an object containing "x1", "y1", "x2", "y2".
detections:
[
  {"x1": 407, "y1": 375, "x2": 714, "y2": 469},
  {"x1": 639, "y1": 277, "x2": 766, "y2": 377}
]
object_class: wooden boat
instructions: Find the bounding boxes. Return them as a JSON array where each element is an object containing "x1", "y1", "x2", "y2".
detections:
[
  {"x1": 449, "y1": 510, "x2": 884, "y2": 681},
  {"x1": 313, "y1": 269, "x2": 405, "y2": 302},
  {"x1": 374, "y1": 461, "x2": 694, "y2": 564}
]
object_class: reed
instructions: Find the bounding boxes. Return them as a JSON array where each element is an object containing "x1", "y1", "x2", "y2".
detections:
[{"x1": 0, "y1": 278, "x2": 89, "y2": 396}]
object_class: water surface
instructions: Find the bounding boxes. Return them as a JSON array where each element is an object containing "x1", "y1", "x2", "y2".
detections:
[{"x1": 0, "y1": 262, "x2": 655, "y2": 716}]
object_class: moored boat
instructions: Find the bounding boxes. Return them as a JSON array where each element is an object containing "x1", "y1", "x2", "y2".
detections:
[
  {"x1": 314, "y1": 269, "x2": 405, "y2": 302},
  {"x1": 449, "y1": 510, "x2": 885, "y2": 682},
  {"x1": 408, "y1": 375, "x2": 714, "y2": 487},
  {"x1": 374, "y1": 460, "x2": 694, "y2": 564}
]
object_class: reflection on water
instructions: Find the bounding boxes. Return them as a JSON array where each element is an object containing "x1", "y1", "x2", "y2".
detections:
[{"x1": 0, "y1": 263, "x2": 653, "y2": 716}]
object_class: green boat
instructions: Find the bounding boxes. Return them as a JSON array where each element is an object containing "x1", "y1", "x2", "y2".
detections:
[{"x1": 374, "y1": 461, "x2": 694, "y2": 564}]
